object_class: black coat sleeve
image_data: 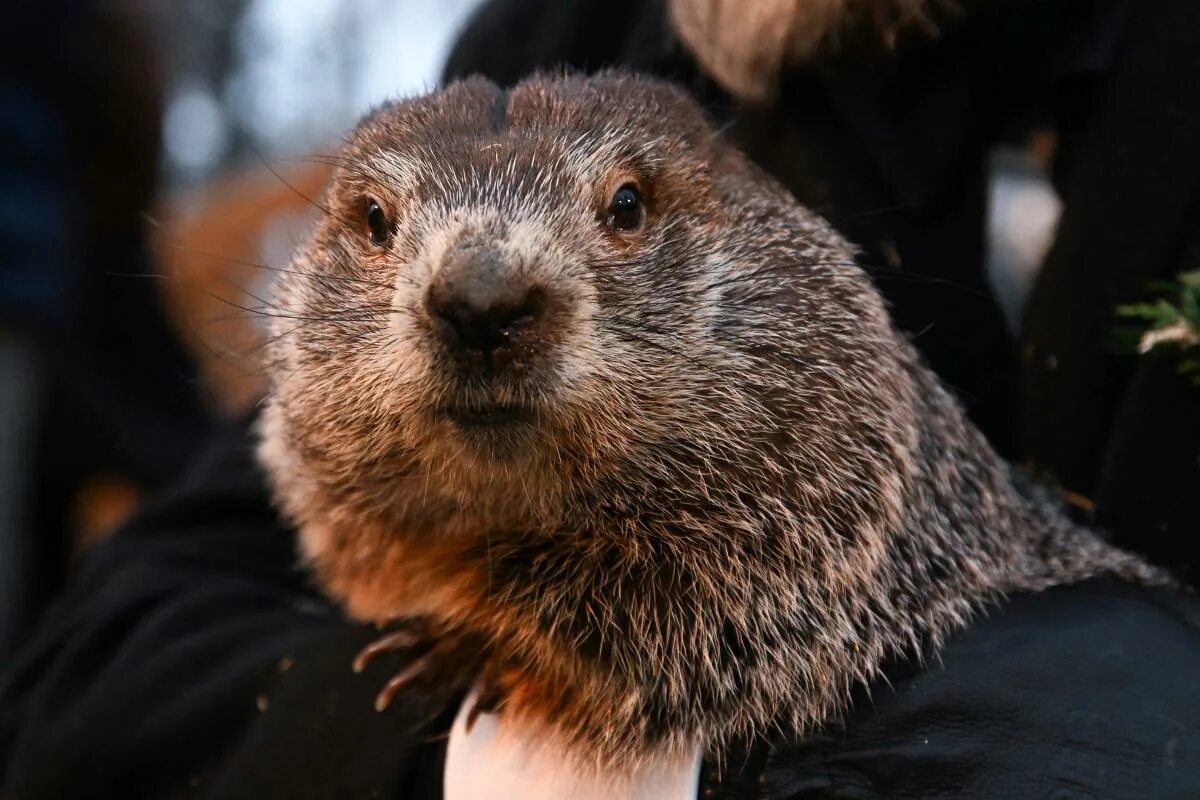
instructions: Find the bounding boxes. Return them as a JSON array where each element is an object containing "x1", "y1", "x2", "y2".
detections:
[
  {"x1": 747, "y1": 581, "x2": 1200, "y2": 800},
  {"x1": 0, "y1": 421, "x2": 457, "y2": 800}
]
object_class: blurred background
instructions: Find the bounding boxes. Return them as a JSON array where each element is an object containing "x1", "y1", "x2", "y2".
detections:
[
  {"x1": 0, "y1": 0, "x2": 1064, "y2": 661},
  {"x1": 154, "y1": 0, "x2": 478, "y2": 190},
  {"x1": 0, "y1": 0, "x2": 480, "y2": 660}
]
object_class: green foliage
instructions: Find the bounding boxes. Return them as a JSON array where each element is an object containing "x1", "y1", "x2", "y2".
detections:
[{"x1": 1115, "y1": 270, "x2": 1200, "y2": 386}]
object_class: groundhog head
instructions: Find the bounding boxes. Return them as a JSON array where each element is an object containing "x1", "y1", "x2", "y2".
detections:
[
  {"x1": 260, "y1": 72, "x2": 913, "y2": 555},
  {"x1": 256, "y1": 72, "x2": 1154, "y2": 768}
]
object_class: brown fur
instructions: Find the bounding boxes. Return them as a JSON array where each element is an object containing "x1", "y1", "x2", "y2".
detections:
[
  {"x1": 258, "y1": 72, "x2": 1160, "y2": 771},
  {"x1": 668, "y1": 0, "x2": 963, "y2": 102}
]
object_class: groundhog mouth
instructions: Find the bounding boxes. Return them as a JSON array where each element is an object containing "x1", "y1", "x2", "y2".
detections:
[{"x1": 440, "y1": 402, "x2": 533, "y2": 429}]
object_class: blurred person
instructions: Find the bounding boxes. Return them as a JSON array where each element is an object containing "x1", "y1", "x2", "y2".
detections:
[
  {"x1": 2, "y1": 1, "x2": 1199, "y2": 798},
  {"x1": 0, "y1": 0, "x2": 213, "y2": 656}
]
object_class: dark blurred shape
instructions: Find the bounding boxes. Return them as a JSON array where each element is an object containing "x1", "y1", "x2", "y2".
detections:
[
  {"x1": 1019, "y1": 0, "x2": 1200, "y2": 584},
  {"x1": 0, "y1": 0, "x2": 212, "y2": 657}
]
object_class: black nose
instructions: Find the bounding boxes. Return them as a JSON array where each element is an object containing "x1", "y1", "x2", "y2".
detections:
[
  {"x1": 428, "y1": 288, "x2": 544, "y2": 356},
  {"x1": 425, "y1": 245, "x2": 548, "y2": 370}
]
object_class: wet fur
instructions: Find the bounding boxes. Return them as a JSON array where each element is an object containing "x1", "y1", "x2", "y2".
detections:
[{"x1": 259, "y1": 72, "x2": 1158, "y2": 770}]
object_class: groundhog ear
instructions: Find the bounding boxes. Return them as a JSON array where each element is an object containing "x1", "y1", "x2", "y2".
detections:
[
  {"x1": 708, "y1": 137, "x2": 798, "y2": 208},
  {"x1": 707, "y1": 136, "x2": 755, "y2": 182}
]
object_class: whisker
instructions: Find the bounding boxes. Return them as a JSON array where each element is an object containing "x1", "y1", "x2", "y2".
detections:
[
  {"x1": 160, "y1": 240, "x2": 398, "y2": 294},
  {"x1": 234, "y1": 119, "x2": 333, "y2": 217}
]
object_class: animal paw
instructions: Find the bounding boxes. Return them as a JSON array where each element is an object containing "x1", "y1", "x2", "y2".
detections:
[{"x1": 353, "y1": 617, "x2": 485, "y2": 712}]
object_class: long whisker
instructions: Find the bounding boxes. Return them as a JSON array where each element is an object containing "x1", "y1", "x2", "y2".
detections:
[{"x1": 235, "y1": 120, "x2": 333, "y2": 217}]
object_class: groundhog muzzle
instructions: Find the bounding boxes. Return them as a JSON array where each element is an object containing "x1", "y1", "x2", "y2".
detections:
[{"x1": 258, "y1": 71, "x2": 1159, "y2": 771}]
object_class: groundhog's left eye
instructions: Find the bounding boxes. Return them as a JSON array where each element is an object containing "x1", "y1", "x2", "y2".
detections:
[
  {"x1": 607, "y1": 184, "x2": 643, "y2": 232},
  {"x1": 364, "y1": 197, "x2": 392, "y2": 247}
]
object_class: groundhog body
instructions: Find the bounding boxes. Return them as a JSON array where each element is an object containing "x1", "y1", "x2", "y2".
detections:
[{"x1": 258, "y1": 72, "x2": 1156, "y2": 770}]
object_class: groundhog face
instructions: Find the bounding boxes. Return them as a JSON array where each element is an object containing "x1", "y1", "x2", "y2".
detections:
[{"x1": 263, "y1": 72, "x2": 911, "y2": 535}]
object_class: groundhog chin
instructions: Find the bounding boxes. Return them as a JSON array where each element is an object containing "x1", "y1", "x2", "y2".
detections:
[
  {"x1": 409, "y1": 343, "x2": 586, "y2": 468},
  {"x1": 424, "y1": 401, "x2": 544, "y2": 462}
]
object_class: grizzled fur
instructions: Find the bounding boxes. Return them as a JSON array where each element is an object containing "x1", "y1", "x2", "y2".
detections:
[{"x1": 259, "y1": 72, "x2": 1158, "y2": 770}]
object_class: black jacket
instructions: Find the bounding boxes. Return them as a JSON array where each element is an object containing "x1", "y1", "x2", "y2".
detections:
[{"x1": 2, "y1": 420, "x2": 1199, "y2": 799}]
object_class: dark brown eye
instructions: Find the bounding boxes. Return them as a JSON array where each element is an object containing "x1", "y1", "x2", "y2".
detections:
[
  {"x1": 365, "y1": 198, "x2": 391, "y2": 247},
  {"x1": 607, "y1": 184, "x2": 643, "y2": 232}
]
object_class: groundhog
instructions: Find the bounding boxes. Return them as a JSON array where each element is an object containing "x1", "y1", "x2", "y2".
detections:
[{"x1": 257, "y1": 71, "x2": 1159, "y2": 773}]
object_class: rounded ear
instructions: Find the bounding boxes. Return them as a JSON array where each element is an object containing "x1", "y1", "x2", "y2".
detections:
[
  {"x1": 667, "y1": 0, "x2": 954, "y2": 103},
  {"x1": 705, "y1": 133, "x2": 798, "y2": 210}
]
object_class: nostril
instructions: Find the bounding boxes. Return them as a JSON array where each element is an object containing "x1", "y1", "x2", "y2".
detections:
[
  {"x1": 425, "y1": 291, "x2": 466, "y2": 345},
  {"x1": 494, "y1": 287, "x2": 548, "y2": 344},
  {"x1": 426, "y1": 286, "x2": 547, "y2": 357},
  {"x1": 504, "y1": 313, "x2": 536, "y2": 334}
]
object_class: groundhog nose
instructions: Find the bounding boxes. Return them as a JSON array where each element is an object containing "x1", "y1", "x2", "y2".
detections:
[{"x1": 426, "y1": 279, "x2": 548, "y2": 368}]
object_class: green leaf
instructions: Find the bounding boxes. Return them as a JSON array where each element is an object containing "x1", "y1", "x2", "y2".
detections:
[
  {"x1": 1177, "y1": 269, "x2": 1200, "y2": 288},
  {"x1": 1181, "y1": 284, "x2": 1200, "y2": 327},
  {"x1": 1116, "y1": 299, "x2": 1183, "y2": 327}
]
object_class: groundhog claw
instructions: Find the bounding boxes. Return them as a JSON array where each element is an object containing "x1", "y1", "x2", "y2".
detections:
[
  {"x1": 465, "y1": 659, "x2": 513, "y2": 731},
  {"x1": 372, "y1": 637, "x2": 459, "y2": 712},
  {"x1": 353, "y1": 618, "x2": 487, "y2": 713},
  {"x1": 352, "y1": 627, "x2": 425, "y2": 674}
]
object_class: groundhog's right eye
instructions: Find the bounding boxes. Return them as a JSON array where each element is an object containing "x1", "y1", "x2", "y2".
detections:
[
  {"x1": 364, "y1": 198, "x2": 392, "y2": 247},
  {"x1": 607, "y1": 184, "x2": 644, "y2": 232}
]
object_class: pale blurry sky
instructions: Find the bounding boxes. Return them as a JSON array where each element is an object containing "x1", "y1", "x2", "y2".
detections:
[{"x1": 161, "y1": 0, "x2": 479, "y2": 185}]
